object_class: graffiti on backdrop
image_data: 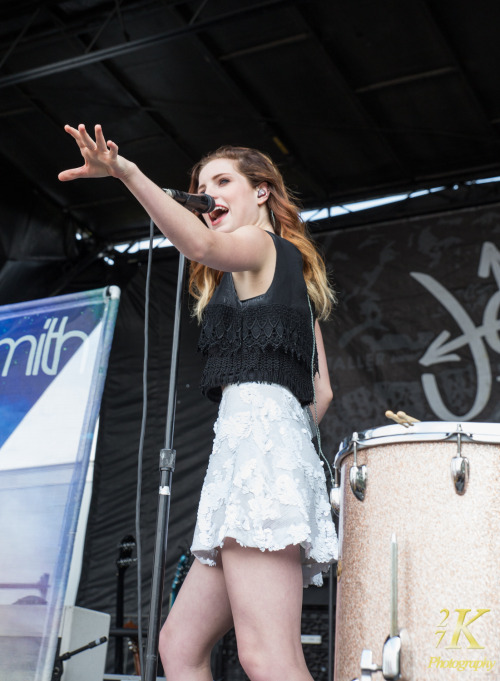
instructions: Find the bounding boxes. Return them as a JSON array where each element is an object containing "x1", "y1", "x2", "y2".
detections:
[{"x1": 412, "y1": 241, "x2": 500, "y2": 420}]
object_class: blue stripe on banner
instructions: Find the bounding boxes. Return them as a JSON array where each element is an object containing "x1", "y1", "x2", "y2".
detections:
[{"x1": 0, "y1": 306, "x2": 102, "y2": 447}]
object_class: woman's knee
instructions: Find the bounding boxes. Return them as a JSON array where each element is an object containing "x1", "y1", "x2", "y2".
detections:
[
  {"x1": 159, "y1": 616, "x2": 173, "y2": 653},
  {"x1": 159, "y1": 614, "x2": 212, "y2": 675},
  {"x1": 237, "y1": 641, "x2": 266, "y2": 681},
  {"x1": 237, "y1": 635, "x2": 307, "y2": 681},
  {"x1": 158, "y1": 618, "x2": 178, "y2": 671},
  {"x1": 236, "y1": 639, "x2": 275, "y2": 681},
  {"x1": 159, "y1": 617, "x2": 191, "y2": 673}
]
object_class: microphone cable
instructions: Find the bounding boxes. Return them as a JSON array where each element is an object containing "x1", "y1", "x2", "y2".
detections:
[{"x1": 134, "y1": 214, "x2": 155, "y2": 680}]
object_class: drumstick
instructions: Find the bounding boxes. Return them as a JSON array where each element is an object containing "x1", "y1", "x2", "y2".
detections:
[
  {"x1": 396, "y1": 410, "x2": 420, "y2": 424},
  {"x1": 385, "y1": 410, "x2": 420, "y2": 427},
  {"x1": 385, "y1": 410, "x2": 409, "y2": 427}
]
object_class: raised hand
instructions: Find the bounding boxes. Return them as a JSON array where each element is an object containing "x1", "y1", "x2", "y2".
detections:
[{"x1": 58, "y1": 123, "x2": 131, "y2": 182}]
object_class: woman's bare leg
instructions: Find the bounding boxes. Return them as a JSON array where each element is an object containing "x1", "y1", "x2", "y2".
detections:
[
  {"x1": 159, "y1": 556, "x2": 233, "y2": 681},
  {"x1": 221, "y1": 539, "x2": 314, "y2": 681}
]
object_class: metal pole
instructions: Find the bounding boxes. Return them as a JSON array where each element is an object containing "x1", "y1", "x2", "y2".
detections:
[{"x1": 144, "y1": 252, "x2": 186, "y2": 681}]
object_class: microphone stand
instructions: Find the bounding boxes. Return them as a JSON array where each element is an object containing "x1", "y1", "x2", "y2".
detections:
[
  {"x1": 52, "y1": 637, "x2": 108, "y2": 680},
  {"x1": 144, "y1": 250, "x2": 186, "y2": 681}
]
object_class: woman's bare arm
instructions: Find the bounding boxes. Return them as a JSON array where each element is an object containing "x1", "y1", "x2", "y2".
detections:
[
  {"x1": 58, "y1": 124, "x2": 272, "y2": 273},
  {"x1": 309, "y1": 321, "x2": 333, "y2": 424}
]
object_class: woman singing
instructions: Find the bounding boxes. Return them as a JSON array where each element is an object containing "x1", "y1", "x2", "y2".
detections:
[{"x1": 59, "y1": 124, "x2": 338, "y2": 681}]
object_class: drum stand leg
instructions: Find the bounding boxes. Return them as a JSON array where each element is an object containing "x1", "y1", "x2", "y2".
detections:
[
  {"x1": 352, "y1": 637, "x2": 402, "y2": 681},
  {"x1": 353, "y1": 649, "x2": 381, "y2": 681},
  {"x1": 352, "y1": 536, "x2": 402, "y2": 681}
]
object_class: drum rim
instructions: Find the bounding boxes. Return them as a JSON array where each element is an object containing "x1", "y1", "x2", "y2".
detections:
[{"x1": 334, "y1": 421, "x2": 500, "y2": 468}]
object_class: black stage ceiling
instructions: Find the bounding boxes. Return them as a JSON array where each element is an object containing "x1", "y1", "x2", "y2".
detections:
[{"x1": 1, "y1": 0, "x2": 500, "y2": 273}]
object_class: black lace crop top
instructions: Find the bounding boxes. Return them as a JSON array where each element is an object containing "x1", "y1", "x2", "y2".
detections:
[{"x1": 198, "y1": 231, "x2": 318, "y2": 405}]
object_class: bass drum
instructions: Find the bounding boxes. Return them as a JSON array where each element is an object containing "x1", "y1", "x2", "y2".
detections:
[{"x1": 333, "y1": 422, "x2": 500, "y2": 681}]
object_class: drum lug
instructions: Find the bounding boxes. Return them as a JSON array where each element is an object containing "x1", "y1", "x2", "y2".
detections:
[
  {"x1": 330, "y1": 483, "x2": 341, "y2": 513},
  {"x1": 451, "y1": 424, "x2": 470, "y2": 495},
  {"x1": 349, "y1": 433, "x2": 368, "y2": 501},
  {"x1": 451, "y1": 456, "x2": 469, "y2": 494},
  {"x1": 330, "y1": 466, "x2": 341, "y2": 513},
  {"x1": 382, "y1": 635, "x2": 401, "y2": 679},
  {"x1": 349, "y1": 464, "x2": 367, "y2": 501}
]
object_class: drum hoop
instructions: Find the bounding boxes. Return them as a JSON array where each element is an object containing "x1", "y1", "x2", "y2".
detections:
[{"x1": 334, "y1": 421, "x2": 500, "y2": 468}]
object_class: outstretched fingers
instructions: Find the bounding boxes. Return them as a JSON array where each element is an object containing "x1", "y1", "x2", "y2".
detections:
[
  {"x1": 94, "y1": 124, "x2": 108, "y2": 152},
  {"x1": 58, "y1": 166, "x2": 83, "y2": 182},
  {"x1": 58, "y1": 126, "x2": 86, "y2": 180},
  {"x1": 62, "y1": 124, "x2": 84, "y2": 146},
  {"x1": 59, "y1": 122, "x2": 123, "y2": 181},
  {"x1": 95, "y1": 124, "x2": 119, "y2": 160},
  {"x1": 78, "y1": 123, "x2": 98, "y2": 150}
]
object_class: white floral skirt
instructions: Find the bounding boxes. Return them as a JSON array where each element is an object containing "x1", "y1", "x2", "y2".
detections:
[{"x1": 191, "y1": 382, "x2": 338, "y2": 587}]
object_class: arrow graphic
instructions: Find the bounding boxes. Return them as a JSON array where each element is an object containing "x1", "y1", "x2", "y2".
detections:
[
  {"x1": 411, "y1": 269, "x2": 492, "y2": 420},
  {"x1": 410, "y1": 272, "x2": 487, "y2": 367},
  {"x1": 419, "y1": 319, "x2": 500, "y2": 367}
]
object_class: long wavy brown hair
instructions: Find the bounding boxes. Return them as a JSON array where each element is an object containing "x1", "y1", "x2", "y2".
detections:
[{"x1": 188, "y1": 145, "x2": 336, "y2": 321}]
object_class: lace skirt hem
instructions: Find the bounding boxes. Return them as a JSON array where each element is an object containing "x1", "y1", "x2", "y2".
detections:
[{"x1": 192, "y1": 537, "x2": 334, "y2": 588}]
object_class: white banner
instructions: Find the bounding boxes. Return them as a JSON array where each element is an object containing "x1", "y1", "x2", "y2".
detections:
[{"x1": 0, "y1": 286, "x2": 120, "y2": 681}]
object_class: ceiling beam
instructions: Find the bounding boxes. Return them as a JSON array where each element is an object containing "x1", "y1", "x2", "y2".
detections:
[
  {"x1": 291, "y1": 6, "x2": 414, "y2": 181},
  {"x1": 1, "y1": 0, "x2": 323, "y2": 195},
  {"x1": 219, "y1": 33, "x2": 310, "y2": 61},
  {"x1": 0, "y1": 5, "x2": 42, "y2": 70},
  {"x1": 308, "y1": 183, "x2": 500, "y2": 237},
  {"x1": 0, "y1": 0, "x2": 160, "y2": 46},
  {"x1": 0, "y1": 0, "x2": 292, "y2": 89},
  {"x1": 46, "y1": 5, "x2": 200, "y2": 164},
  {"x1": 418, "y1": 0, "x2": 499, "y2": 137},
  {"x1": 355, "y1": 66, "x2": 456, "y2": 94},
  {"x1": 169, "y1": 3, "x2": 329, "y2": 198}
]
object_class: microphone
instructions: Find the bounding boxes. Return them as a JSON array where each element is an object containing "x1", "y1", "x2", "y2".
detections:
[{"x1": 163, "y1": 188, "x2": 216, "y2": 214}]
